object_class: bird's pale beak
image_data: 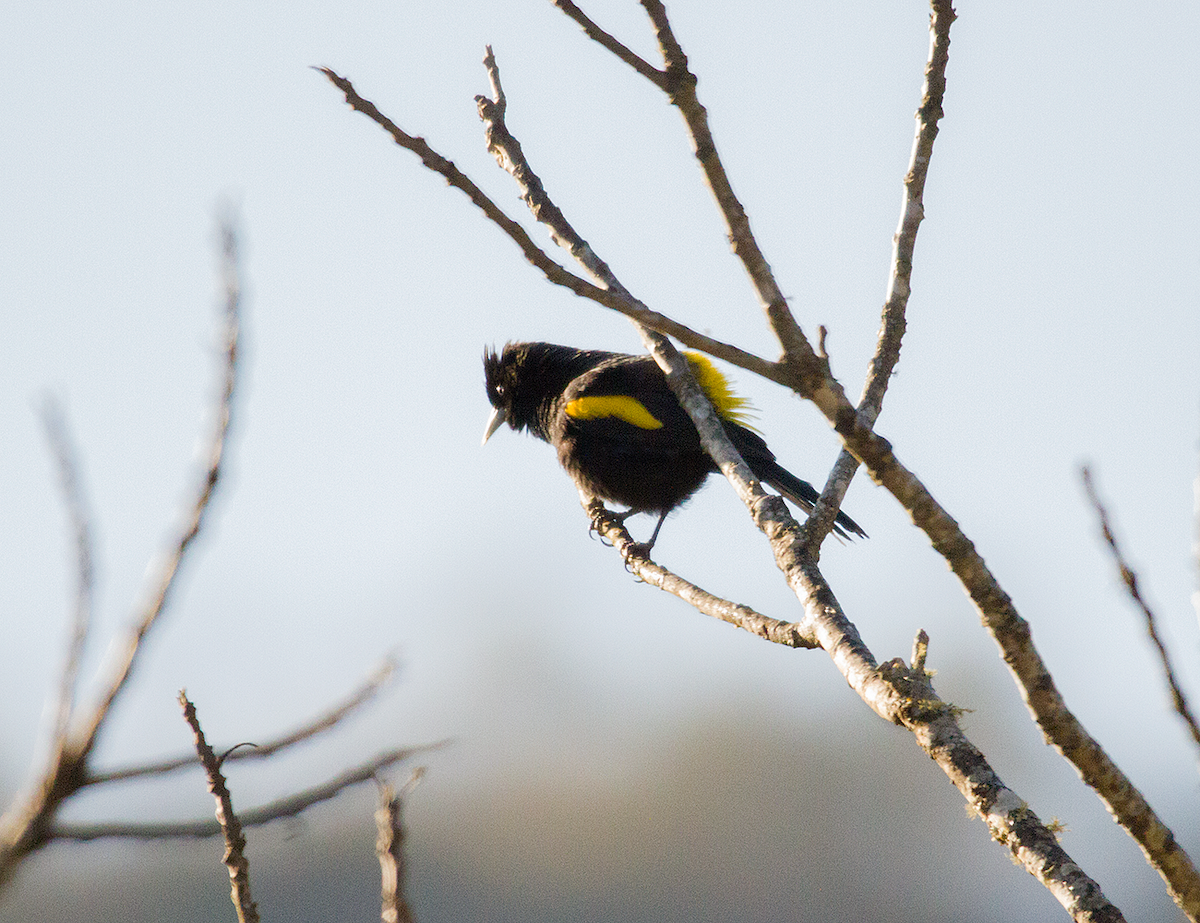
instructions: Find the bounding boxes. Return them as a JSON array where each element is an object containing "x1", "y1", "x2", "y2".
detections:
[{"x1": 482, "y1": 407, "x2": 507, "y2": 445}]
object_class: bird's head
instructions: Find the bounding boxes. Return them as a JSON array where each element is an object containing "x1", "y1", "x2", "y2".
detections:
[{"x1": 481, "y1": 343, "x2": 519, "y2": 444}]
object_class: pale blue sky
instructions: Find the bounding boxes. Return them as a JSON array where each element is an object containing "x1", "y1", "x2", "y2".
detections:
[{"x1": 2, "y1": 2, "x2": 1198, "y2": 919}]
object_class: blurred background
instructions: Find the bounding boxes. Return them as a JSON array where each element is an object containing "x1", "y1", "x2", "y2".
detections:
[{"x1": 2, "y1": 1, "x2": 1198, "y2": 920}]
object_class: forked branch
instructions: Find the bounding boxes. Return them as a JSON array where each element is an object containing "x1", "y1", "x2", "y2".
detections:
[
  {"x1": 85, "y1": 658, "x2": 398, "y2": 786},
  {"x1": 0, "y1": 219, "x2": 242, "y2": 890},
  {"x1": 558, "y1": 3, "x2": 1198, "y2": 914},
  {"x1": 479, "y1": 14, "x2": 1123, "y2": 920},
  {"x1": 318, "y1": 66, "x2": 776, "y2": 384},
  {"x1": 319, "y1": 1, "x2": 1197, "y2": 917},
  {"x1": 53, "y1": 744, "x2": 436, "y2": 842}
]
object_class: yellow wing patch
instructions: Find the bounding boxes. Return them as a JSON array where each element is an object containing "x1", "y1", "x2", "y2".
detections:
[
  {"x1": 685, "y1": 353, "x2": 757, "y2": 428},
  {"x1": 564, "y1": 395, "x2": 664, "y2": 430}
]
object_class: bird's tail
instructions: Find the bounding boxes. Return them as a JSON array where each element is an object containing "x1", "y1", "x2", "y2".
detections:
[{"x1": 755, "y1": 459, "x2": 868, "y2": 540}]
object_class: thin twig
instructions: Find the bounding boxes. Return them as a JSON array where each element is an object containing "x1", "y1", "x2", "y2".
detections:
[
  {"x1": 550, "y1": 0, "x2": 666, "y2": 88},
  {"x1": 862, "y1": 0, "x2": 953, "y2": 418},
  {"x1": 87, "y1": 658, "x2": 397, "y2": 786},
  {"x1": 809, "y1": 0, "x2": 954, "y2": 547},
  {"x1": 180, "y1": 692, "x2": 259, "y2": 923},
  {"x1": 39, "y1": 399, "x2": 96, "y2": 747},
  {"x1": 376, "y1": 769, "x2": 423, "y2": 923},
  {"x1": 70, "y1": 221, "x2": 241, "y2": 761},
  {"x1": 318, "y1": 66, "x2": 783, "y2": 386},
  {"x1": 1082, "y1": 468, "x2": 1200, "y2": 755},
  {"x1": 0, "y1": 218, "x2": 244, "y2": 890},
  {"x1": 638, "y1": 0, "x2": 813, "y2": 366},
  {"x1": 53, "y1": 745, "x2": 439, "y2": 842},
  {"x1": 585, "y1": 500, "x2": 819, "y2": 649}
]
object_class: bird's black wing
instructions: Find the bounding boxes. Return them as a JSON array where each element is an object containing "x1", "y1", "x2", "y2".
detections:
[{"x1": 552, "y1": 355, "x2": 714, "y2": 513}]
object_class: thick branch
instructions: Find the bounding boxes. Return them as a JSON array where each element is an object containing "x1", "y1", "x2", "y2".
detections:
[
  {"x1": 633, "y1": 5, "x2": 1192, "y2": 912},
  {"x1": 818, "y1": 389, "x2": 1198, "y2": 918},
  {"x1": 791, "y1": 561, "x2": 1123, "y2": 920}
]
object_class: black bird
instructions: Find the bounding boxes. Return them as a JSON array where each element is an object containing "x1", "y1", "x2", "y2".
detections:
[{"x1": 482, "y1": 341, "x2": 866, "y2": 548}]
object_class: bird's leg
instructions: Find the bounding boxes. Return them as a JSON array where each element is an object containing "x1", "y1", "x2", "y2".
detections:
[{"x1": 640, "y1": 510, "x2": 669, "y2": 552}]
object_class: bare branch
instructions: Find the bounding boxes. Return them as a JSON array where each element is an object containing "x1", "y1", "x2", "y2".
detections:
[
  {"x1": 473, "y1": 46, "x2": 794, "y2": 543},
  {"x1": 376, "y1": 770, "x2": 423, "y2": 923},
  {"x1": 318, "y1": 66, "x2": 783, "y2": 386},
  {"x1": 69, "y1": 220, "x2": 241, "y2": 761},
  {"x1": 801, "y1": 333, "x2": 867, "y2": 550},
  {"x1": 638, "y1": 0, "x2": 813, "y2": 368},
  {"x1": 1082, "y1": 468, "x2": 1200, "y2": 756},
  {"x1": 86, "y1": 658, "x2": 397, "y2": 786},
  {"x1": 477, "y1": 45, "x2": 621, "y2": 292},
  {"x1": 320, "y1": 8, "x2": 1168, "y2": 918},
  {"x1": 180, "y1": 692, "x2": 259, "y2": 923},
  {"x1": 863, "y1": 0, "x2": 953, "y2": 418},
  {"x1": 810, "y1": 368, "x2": 1200, "y2": 916},
  {"x1": 39, "y1": 398, "x2": 96, "y2": 747},
  {"x1": 0, "y1": 217, "x2": 244, "y2": 889},
  {"x1": 809, "y1": 0, "x2": 954, "y2": 547},
  {"x1": 52, "y1": 745, "x2": 438, "y2": 842},
  {"x1": 550, "y1": 0, "x2": 666, "y2": 88},
  {"x1": 878, "y1": 641, "x2": 1126, "y2": 923},
  {"x1": 473, "y1": 37, "x2": 1128, "y2": 917},
  {"x1": 790, "y1": 568, "x2": 1127, "y2": 923},
  {"x1": 318, "y1": 66, "x2": 571, "y2": 279},
  {"x1": 634, "y1": 0, "x2": 865, "y2": 550},
  {"x1": 558, "y1": 0, "x2": 826, "y2": 387},
  {"x1": 646, "y1": 2, "x2": 1199, "y2": 908},
  {"x1": 585, "y1": 500, "x2": 819, "y2": 649}
]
